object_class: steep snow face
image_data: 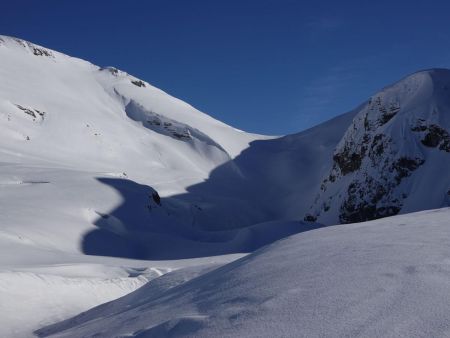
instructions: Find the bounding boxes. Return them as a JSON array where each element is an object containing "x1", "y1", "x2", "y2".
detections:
[
  {"x1": 37, "y1": 208, "x2": 450, "y2": 338},
  {"x1": 306, "y1": 69, "x2": 450, "y2": 224}
]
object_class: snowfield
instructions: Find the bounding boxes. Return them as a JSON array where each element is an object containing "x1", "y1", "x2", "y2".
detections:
[
  {"x1": 37, "y1": 208, "x2": 450, "y2": 338},
  {"x1": 0, "y1": 36, "x2": 258, "y2": 336},
  {"x1": 1, "y1": 35, "x2": 450, "y2": 337}
]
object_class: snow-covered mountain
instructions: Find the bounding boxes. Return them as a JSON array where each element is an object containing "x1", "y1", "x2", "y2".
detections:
[
  {"x1": 2, "y1": 36, "x2": 449, "y2": 246},
  {"x1": 307, "y1": 69, "x2": 450, "y2": 224},
  {"x1": 0, "y1": 35, "x2": 275, "y2": 259},
  {"x1": 182, "y1": 68, "x2": 450, "y2": 227},
  {"x1": 1, "y1": 35, "x2": 450, "y2": 337}
]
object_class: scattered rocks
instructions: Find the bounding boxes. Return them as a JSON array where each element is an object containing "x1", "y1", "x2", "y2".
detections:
[
  {"x1": 303, "y1": 214, "x2": 317, "y2": 222},
  {"x1": 32, "y1": 47, "x2": 53, "y2": 57},
  {"x1": 380, "y1": 103, "x2": 400, "y2": 125},
  {"x1": 14, "y1": 38, "x2": 26, "y2": 48},
  {"x1": 147, "y1": 118, "x2": 161, "y2": 126},
  {"x1": 391, "y1": 157, "x2": 425, "y2": 184},
  {"x1": 131, "y1": 80, "x2": 146, "y2": 88},
  {"x1": 100, "y1": 67, "x2": 120, "y2": 76},
  {"x1": 15, "y1": 104, "x2": 46, "y2": 121},
  {"x1": 126, "y1": 101, "x2": 195, "y2": 142},
  {"x1": 172, "y1": 130, "x2": 192, "y2": 140},
  {"x1": 411, "y1": 120, "x2": 450, "y2": 152}
]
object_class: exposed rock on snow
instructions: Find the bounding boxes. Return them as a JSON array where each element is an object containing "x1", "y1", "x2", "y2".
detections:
[{"x1": 15, "y1": 104, "x2": 46, "y2": 121}]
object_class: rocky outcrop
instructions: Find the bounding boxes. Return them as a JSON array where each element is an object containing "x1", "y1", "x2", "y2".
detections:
[
  {"x1": 338, "y1": 155, "x2": 425, "y2": 223},
  {"x1": 305, "y1": 74, "x2": 443, "y2": 224},
  {"x1": 412, "y1": 120, "x2": 450, "y2": 152},
  {"x1": 31, "y1": 46, "x2": 53, "y2": 57}
]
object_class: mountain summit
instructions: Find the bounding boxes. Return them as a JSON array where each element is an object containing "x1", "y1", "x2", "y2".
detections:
[{"x1": 307, "y1": 69, "x2": 450, "y2": 224}]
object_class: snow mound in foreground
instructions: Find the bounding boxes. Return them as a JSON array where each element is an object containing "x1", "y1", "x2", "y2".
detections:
[{"x1": 38, "y1": 208, "x2": 450, "y2": 338}]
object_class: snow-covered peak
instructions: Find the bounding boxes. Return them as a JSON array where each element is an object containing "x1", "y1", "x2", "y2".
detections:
[{"x1": 306, "y1": 68, "x2": 450, "y2": 224}]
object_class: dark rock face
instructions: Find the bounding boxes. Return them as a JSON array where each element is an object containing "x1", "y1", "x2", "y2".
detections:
[
  {"x1": 333, "y1": 150, "x2": 362, "y2": 176},
  {"x1": 305, "y1": 89, "x2": 443, "y2": 224},
  {"x1": 392, "y1": 157, "x2": 425, "y2": 184},
  {"x1": 340, "y1": 187, "x2": 401, "y2": 224},
  {"x1": 332, "y1": 96, "x2": 401, "y2": 178},
  {"x1": 412, "y1": 121, "x2": 450, "y2": 152},
  {"x1": 366, "y1": 96, "x2": 400, "y2": 129},
  {"x1": 151, "y1": 191, "x2": 161, "y2": 206},
  {"x1": 379, "y1": 103, "x2": 400, "y2": 125},
  {"x1": 338, "y1": 156, "x2": 424, "y2": 223}
]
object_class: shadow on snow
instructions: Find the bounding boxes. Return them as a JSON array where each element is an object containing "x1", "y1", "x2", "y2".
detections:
[{"x1": 82, "y1": 133, "x2": 332, "y2": 260}]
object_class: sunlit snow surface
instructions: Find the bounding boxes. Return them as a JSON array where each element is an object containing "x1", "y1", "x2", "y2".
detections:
[
  {"x1": 1, "y1": 35, "x2": 450, "y2": 337},
  {"x1": 0, "y1": 36, "x2": 262, "y2": 337},
  {"x1": 38, "y1": 208, "x2": 450, "y2": 338}
]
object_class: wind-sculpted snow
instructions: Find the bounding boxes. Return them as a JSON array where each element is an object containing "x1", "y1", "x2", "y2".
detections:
[{"x1": 37, "y1": 208, "x2": 450, "y2": 338}]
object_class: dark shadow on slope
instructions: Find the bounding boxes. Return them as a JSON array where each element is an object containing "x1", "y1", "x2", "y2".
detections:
[
  {"x1": 82, "y1": 112, "x2": 356, "y2": 260},
  {"x1": 164, "y1": 109, "x2": 358, "y2": 232},
  {"x1": 82, "y1": 178, "x2": 160, "y2": 259},
  {"x1": 82, "y1": 176, "x2": 325, "y2": 260}
]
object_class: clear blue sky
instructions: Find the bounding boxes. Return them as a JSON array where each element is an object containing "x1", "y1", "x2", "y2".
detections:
[{"x1": 2, "y1": 1, "x2": 450, "y2": 135}]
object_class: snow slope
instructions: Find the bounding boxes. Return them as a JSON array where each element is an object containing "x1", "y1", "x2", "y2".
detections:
[
  {"x1": 2, "y1": 35, "x2": 450, "y2": 337},
  {"x1": 0, "y1": 36, "x2": 320, "y2": 336},
  {"x1": 0, "y1": 36, "x2": 266, "y2": 337},
  {"x1": 0, "y1": 35, "x2": 264, "y2": 175},
  {"x1": 0, "y1": 35, "x2": 279, "y2": 258},
  {"x1": 0, "y1": 232, "x2": 242, "y2": 337},
  {"x1": 38, "y1": 208, "x2": 450, "y2": 338}
]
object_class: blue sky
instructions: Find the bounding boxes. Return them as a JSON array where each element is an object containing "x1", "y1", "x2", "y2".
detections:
[{"x1": 2, "y1": 1, "x2": 450, "y2": 135}]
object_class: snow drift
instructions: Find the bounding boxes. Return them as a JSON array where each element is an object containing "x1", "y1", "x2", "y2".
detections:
[{"x1": 37, "y1": 208, "x2": 450, "y2": 338}]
